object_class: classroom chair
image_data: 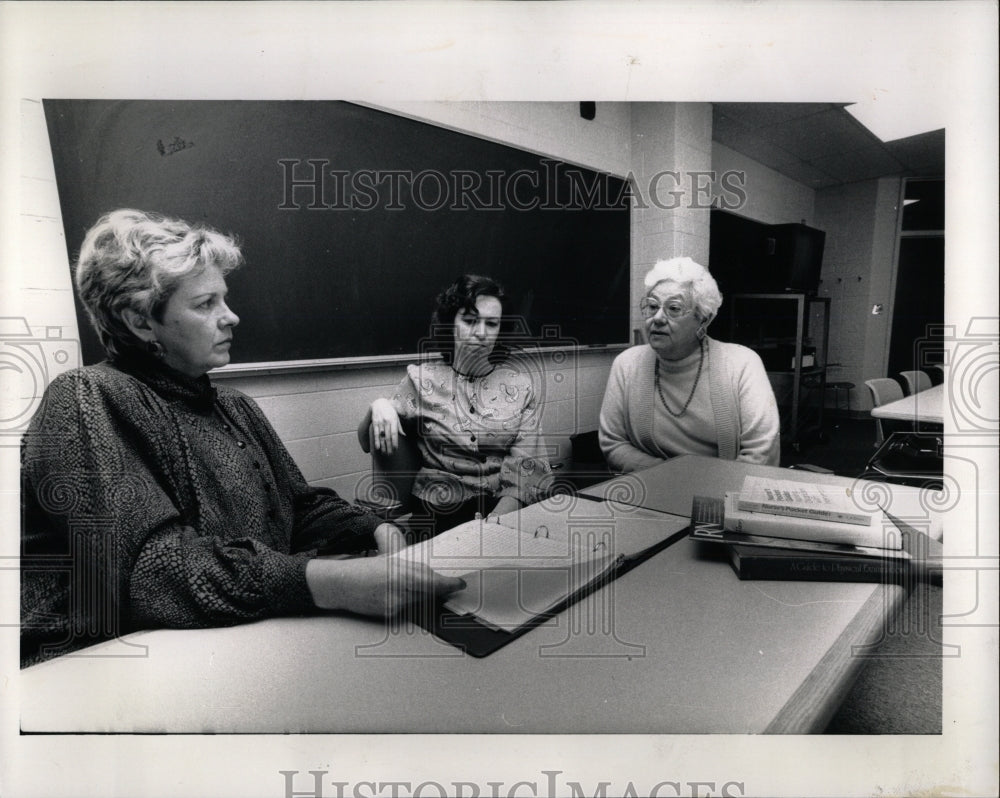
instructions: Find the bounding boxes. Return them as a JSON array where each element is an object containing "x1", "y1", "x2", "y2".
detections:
[
  {"x1": 356, "y1": 408, "x2": 422, "y2": 520},
  {"x1": 899, "y1": 370, "x2": 932, "y2": 396},
  {"x1": 926, "y1": 364, "x2": 947, "y2": 387},
  {"x1": 567, "y1": 431, "x2": 616, "y2": 488},
  {"x1": 859, "y1": 430, "x2": 944, "y2": 491},
  {"x1": 864, "y1": 377, "x2": 905, "y2": 447},
  {"x1": 356, "y1": 409, "x2": 571, "y2": 524}
]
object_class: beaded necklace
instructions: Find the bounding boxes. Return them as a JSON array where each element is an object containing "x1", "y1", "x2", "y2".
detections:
[{"x1": 654, "y1": 338, "x2": 705, "y2": 417}]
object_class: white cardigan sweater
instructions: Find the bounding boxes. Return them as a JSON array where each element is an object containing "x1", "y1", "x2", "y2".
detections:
[{"x1": 598, "y1": 339, "x2": 781, "y2": 472}]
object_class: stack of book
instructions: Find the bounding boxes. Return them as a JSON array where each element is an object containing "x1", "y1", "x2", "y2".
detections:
[{"x1": 690, "y1": 475, "x2": 910, "y2": 582}]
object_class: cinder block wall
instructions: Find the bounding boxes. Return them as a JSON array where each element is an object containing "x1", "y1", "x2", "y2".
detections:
[{"x1": 216, "y1": 349, "x2": 617, "y2": 502}]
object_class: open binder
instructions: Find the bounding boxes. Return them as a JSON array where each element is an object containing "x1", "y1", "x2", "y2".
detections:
[{"x1": 395, "y1": 495, "x2": 690, "y2": 656}]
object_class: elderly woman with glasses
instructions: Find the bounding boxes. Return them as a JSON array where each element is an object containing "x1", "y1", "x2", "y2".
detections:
[
  {"x1": 599, "y1": 256, "x2": 780, "y2": 473},
  {"x1": 20, "y1": 209, "x2": 463, "y2": 667}
]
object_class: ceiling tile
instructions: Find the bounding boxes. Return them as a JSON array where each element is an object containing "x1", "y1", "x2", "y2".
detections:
[
  {"x1": 714, "y1": 102, "x2": 835, "y2": 130},
  {"x1": 711, "y1": 104, "x2": 943, "y2": 188},
  {"x1": 886, "y1": 129, "x2": 945, "y2": 173},
  {"x1": 761, "y1": 109, "x2": 877, "y2": 160},
  {"x1": 767, "y1": 159, "x2": 841, "y2": 189},
  {"x1": 711, "y1": 110, "x2": 749, "y2": 145},
  {"x1": 724, "y1": 134, "x2": 801, "y2": 170},
  {"x1": 811, "y1": 145, "x2": 905, "y2": 183}
]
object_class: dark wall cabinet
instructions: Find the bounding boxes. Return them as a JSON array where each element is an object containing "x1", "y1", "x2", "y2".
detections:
[
  {"x1": 762, "y1": 223, "x2": 826, "y2": 294},
  {"x1": 709, "y1": 210, "x2": 826, "y2": 299},
  {"x1": 709, "y1": 211, "x2": 831, "y2": 451},
  {"x1": 707, "y1": 209, "x2": 767, "y2": 299}
]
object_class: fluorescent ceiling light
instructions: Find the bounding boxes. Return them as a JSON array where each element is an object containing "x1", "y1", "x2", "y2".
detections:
[{"x1": 846, "y1": 99, "x2": 944, "y2": 143}]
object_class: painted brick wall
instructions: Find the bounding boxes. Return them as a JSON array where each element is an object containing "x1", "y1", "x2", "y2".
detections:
[
  {"x1": 215, "y1": 349, "x2": 617, "y2": 502},
  {"x1": 711, "y1": 141, "x2": 816, "y2": 226},
  {"x1": 630, "y1": 102, "x2": 714, "y2": 336},
  {"x1": 815, "y1": 177, "x2": 902, "y2": 412}
]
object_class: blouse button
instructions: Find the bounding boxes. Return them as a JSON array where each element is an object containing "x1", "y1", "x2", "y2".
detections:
[
  {"x1": 253, "y1": 461, "x2": 261, "y2": 469},
  {"x1": 236, "y1": 441, "x2": 246, "y2": 448},
  {"x1": 223, "y1": 424, "x2": 232, "y2": 432}
]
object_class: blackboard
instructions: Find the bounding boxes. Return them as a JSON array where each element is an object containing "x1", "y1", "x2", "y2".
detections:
[{"x1": 44, "y1": 101, "x2": 631, "y2": 366}]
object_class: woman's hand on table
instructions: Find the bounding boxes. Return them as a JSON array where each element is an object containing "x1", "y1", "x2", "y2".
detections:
[{"x1": 305, "y1": 523, "x2": 465, "y2": 617}]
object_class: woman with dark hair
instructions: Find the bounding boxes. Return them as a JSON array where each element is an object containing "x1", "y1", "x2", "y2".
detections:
[
  {"x1": 369, "y1": 275, "x2": 552, "y2": 538},
  {"x1": 20, "y1": 209, "x2": 464, "y2": 667}
]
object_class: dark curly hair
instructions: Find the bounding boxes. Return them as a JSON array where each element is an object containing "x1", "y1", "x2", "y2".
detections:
[{"x1": 427, "y1": 274, "x2": 513, "y2": 364}]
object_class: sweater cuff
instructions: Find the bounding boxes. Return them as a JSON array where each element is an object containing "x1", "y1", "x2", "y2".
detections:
[{"x1": 274, "y1": 553, "x2": 320, "y2": 614}]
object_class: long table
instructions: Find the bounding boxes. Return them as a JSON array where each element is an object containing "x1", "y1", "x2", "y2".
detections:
[
  {"x1": 870, "y1": 382, "x2": 945, "y2": 424},
  {"x1": 19, "y1": 456, "x2": 938, "y2": 734}
]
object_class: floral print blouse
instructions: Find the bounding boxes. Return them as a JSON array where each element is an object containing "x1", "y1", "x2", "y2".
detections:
[{"x1": 391, "y1": 361, "x2": 552, "y2": 507}]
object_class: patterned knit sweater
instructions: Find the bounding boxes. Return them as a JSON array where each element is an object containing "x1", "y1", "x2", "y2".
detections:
[
  {"x1": 20, "y1": 352, "x2": 381, "y2": 667},
  {"x1": 599, "y1": 338, "x2": 781, "y2": 472}
]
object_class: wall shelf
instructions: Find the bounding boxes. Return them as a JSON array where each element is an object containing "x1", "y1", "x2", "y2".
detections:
[{"x1": 729, "y1": 293, "x2": 831, "y2": 452}]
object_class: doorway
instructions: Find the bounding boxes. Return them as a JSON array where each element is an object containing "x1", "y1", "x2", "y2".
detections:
[
  {"x1": 887, "y1": 178, "x2": 945, "y2": 378},
  {"x1": 887, "y1": 235, "x2": 945, "y2": 376}
]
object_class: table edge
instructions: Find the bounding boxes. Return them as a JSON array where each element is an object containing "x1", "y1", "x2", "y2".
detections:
[{"x1": 764, "y1": 582, "x2": 907, "y2": 733}]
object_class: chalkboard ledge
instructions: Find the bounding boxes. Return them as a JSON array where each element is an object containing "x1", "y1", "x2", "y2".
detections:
[{"x1": 210, "y1": 344, "x2": 630, "y2": 379}]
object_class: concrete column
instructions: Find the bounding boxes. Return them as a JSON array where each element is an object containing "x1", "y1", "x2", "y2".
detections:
[{"x1": 629, "y1": 102, "x2": 713, "y2": 338}]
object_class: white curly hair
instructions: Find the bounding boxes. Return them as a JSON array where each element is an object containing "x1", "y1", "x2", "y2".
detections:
[{"x1": 643, "y1": 256, "x2": 723, "y2": 324}]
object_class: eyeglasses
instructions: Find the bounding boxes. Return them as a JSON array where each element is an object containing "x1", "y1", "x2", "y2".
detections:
[{"x1": 639, "y1": 297, "x2": 693, "y2": 320}]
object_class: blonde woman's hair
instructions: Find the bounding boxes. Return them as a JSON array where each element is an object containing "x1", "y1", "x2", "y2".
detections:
[{"x1": 74, "y1": 209, "x2": 243, "y2": 357}]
